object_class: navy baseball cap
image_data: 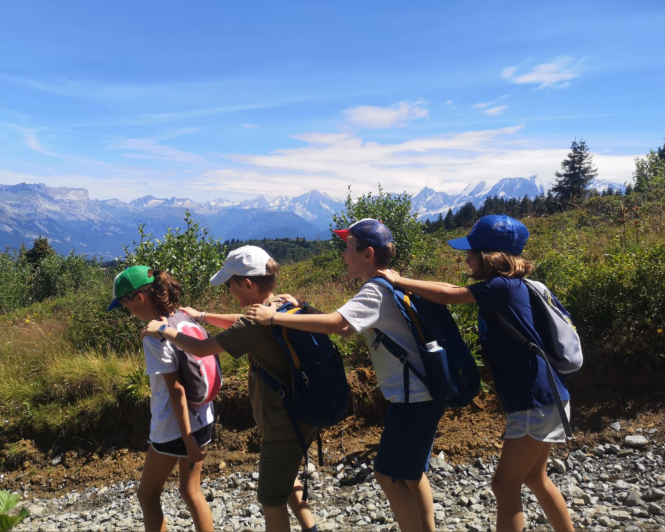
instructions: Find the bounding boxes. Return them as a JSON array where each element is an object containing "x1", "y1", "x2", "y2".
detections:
[
  {"x1": 333, "y1": 218, "x2": 394, "y2": 249},
  {"x1": 447, "y1": 214, "x2": 529, "y2": 255}
]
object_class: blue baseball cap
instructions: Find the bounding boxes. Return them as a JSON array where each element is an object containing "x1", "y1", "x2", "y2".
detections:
[
  {"x1": 447, "y1": 214, "x2": 529, "y2": 255},
  {"x1": 333, "y1": 218, "x2": 394, "y2": 249}
]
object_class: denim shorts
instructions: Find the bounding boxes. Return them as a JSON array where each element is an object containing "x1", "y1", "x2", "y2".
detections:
[
  {"x1": 373, "y1": 400, "x2": 446, "y2": 481},
  {"x1": 149, "y1": 423, "x2": 213, "y2": 458}
]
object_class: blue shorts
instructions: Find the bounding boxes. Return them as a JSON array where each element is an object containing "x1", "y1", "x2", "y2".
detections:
[
  {"x1": 149, "y1": 423, "x2": 213, "y2": 458},
  {"x1": 373, "y1": 400, "x2": 445, "y2": 481}
]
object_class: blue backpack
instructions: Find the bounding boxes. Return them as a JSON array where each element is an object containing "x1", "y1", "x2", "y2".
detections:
[
  {"x1": 251, "y1": 302, "x2": 350, "y2": 500},
  {"x1": 369, "y1": 277, "x2": 480, "y2": 408}
]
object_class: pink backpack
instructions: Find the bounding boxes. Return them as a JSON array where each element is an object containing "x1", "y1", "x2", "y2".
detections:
[{"x1": 167, "y1": 311, "x2": 223, "y2": 404}]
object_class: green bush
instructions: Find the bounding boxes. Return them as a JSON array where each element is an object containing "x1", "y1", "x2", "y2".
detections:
[
  {"x1": 331, "y1": 185, "x2": 425, "y2": 269},
  {"x1": 123, "y1": 211, "x2": 226, "y2": 301}
]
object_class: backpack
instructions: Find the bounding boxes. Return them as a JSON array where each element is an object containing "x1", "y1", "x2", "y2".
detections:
[
  {"x1": 166, "y1": 311, "x2": 223, "y2": 406},
  {"x1": 368, "y1": 277, "x2": 481, "y2": 408},
  {"x1": 492, "y1": 280, "x2": 582, "y2": 438},
  {"x1": 251, "y1": 302, "x2": 351, "y2": 501}
]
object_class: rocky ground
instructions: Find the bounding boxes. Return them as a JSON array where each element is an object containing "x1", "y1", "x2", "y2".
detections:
[{"x1": 10, "y1": 425, "x2": 665, "y2": 532}]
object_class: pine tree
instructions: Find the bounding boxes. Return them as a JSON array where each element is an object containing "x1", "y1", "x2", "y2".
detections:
[
  {"x1": 443, "y1": 208, "x2": 454, "y2": 230},
  {"x1": 552, "y1": 139, "x2": 598, "y2": 205},
  {"x1": 25, "y1": 236, "x2": 55, "y2": 266}
]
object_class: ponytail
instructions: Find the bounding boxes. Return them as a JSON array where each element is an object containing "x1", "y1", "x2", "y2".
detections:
[{"x1": 148, "y1": 270, "x2": 182, "y2": 316}]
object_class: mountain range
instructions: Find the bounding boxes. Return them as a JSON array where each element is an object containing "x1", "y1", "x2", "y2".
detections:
[{"x1": 0, "y1": 176, "x2": 624, "y2": 258}]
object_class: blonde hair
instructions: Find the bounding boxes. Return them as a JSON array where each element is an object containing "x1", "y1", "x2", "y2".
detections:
[{"x1": 468, "y1": 250, "x2": 535, "y2": 281}]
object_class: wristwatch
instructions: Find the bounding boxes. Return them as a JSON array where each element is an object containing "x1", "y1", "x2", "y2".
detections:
[{"x1": 158, "y1": 324, "x2": 168, "y2": 338}]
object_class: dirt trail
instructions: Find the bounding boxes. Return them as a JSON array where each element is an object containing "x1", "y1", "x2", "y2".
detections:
[{"x1": 2, "y1": 369, "x2": 664, "y2": 498}]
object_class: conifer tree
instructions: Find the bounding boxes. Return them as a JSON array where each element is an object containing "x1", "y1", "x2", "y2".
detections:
[
  {"x1": 552, "y1": 139, "x2": 598, "y2": 205},
  {"x1": 25, "y1": 236, "x2": 55, "y2": 266}
]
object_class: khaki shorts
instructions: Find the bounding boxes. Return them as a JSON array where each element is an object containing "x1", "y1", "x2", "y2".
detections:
[{"x1": 258, "y1": 428, "x2": 318, "y2": 507}]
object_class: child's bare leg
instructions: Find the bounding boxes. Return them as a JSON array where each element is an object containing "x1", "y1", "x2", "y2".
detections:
[
  {"x1": 263, "y1": 504, "x2": 291, "y2": 532},
  {"x1": 375, "y1": 471, "x2": 421, "y2": 531},
  {"x1": 523, "y1": 445, "x2": 574, "y2": 531},
  {"x1": 178, "y1": 457, "x2": 214, "y2": 532},
  {"x1": 492, "y1": 436, "x2": 554, "y2": 532},
  {"x1": 287, "y1": 479, "x2": 316, "y2": 530},
  {"x1": 137, "y1": 447, "x2": 178, "y2": 532},
  {"x1": 405, "y1": 474, "x2": 435, "y2": 531}
]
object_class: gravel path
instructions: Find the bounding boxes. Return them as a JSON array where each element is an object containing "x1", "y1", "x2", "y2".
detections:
[{"x1": 12, "y1": 432, "x2": 665, "y2": 532}]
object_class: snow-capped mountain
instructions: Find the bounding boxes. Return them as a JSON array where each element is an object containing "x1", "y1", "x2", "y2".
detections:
[{"x1": 0, "y1": 176, "x2": 626, "y2": 257}]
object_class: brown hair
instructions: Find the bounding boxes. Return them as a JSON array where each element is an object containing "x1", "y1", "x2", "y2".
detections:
[
  {"x1": 353, "y1": 237, "x2": 396, "y2": 269},
  {"x1": 468, "y1": 250, "x2": 535, "y2": 281},
  {"x1": 123, "y1": 269, "x2": 182, "y2": 316},
  {"x1": 228, "y1": 258, "x2": 280, "y2": 293}
]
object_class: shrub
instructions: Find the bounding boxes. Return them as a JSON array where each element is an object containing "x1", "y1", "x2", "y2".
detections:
[
  {"x1": 331, "y1": 185, "x2": 425, "y2": 269},
  {"x1": 123, "y1": 211, "x2": 226, "y2": 301}
]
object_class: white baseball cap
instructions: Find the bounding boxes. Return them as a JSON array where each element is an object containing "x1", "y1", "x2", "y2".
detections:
[{"x1": 210, "y1": 245, "x2": 273, "y2": 286}]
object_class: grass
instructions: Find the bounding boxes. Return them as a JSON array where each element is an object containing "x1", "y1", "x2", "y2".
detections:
[{"x1": 1, "y1": 197, "x2": 664, "y2": 448}]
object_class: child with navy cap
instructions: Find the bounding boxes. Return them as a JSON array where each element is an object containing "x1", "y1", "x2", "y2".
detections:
[
  {"x1": 377, "y1": 214, "x2": 574, "y2": 532},
  {"x1": 247, "y1": 218, "x2": 446, "y2": 532}
]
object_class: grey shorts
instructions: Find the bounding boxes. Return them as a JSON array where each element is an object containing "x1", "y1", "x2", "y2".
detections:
[
  {"x1": 505, "y1": 401, "x2": 571, "y2": 443},
  {"x1": 257, "y1": 429, "x2": 318, "y2": 507}
]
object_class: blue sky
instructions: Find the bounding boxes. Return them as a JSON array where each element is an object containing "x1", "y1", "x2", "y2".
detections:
[{"x1": 0, "y1": 0, "x2": 663, "y2": 202}]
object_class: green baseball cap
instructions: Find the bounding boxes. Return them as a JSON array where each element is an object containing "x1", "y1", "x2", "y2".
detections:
[{"x1": 107, "y1": 265, "x2": 154, "y2": 311}]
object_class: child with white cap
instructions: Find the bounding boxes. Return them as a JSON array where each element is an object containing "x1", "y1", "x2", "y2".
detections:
[{"x1": 143, "y1": 246, "x2": 319, "y2": 532}]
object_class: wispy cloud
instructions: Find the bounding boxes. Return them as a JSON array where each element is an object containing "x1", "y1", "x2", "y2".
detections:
[
  {"x1": 502, "y1": 57, "x2": 586, "y2": 89},
  {"x1": 472, "y1": 101, "x2": 495, "y2": 109},
  {"x1": 182, "y1": 123, "x2": 635, "y2": 199},
  {"x1": 112, "y1": 137, "x2": 209, "y2": 165},
  {"x1": 483, "y1": 105, "x2": 508, "y2": 116},
  {"x1": 241, "y1": 123, "x2": 259, "y2": 129},
  {"x1": 343, "y1": 99, "x2": 429, "y2": 129}
]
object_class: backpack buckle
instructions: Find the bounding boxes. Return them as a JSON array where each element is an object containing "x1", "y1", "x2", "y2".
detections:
[
  {"x1": 399, "y1": 355, "x2": 407, "y2": 364},
  {"x1": 372, "y1": 330, "x2": 384, "y2": 349},
  {"x1": 278, "y1": 389, "x2": 286, "y2": 399},
  {"x1": 301, "y1": 372, "x2": 310, "y2": 387}
]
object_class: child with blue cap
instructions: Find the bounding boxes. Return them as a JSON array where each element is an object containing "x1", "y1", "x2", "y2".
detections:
[{"x1": 377, "y1": 214, "x2": 574, "y2": 532}]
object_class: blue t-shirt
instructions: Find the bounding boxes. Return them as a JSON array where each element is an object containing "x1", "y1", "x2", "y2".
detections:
[{"x1": 468, "y1": 276, "x2": 570, "y2": 413}]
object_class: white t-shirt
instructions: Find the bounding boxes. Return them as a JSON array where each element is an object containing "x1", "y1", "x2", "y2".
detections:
[
  {"x1": 337, "y1": 282, "x2": 433, "y2": 403},
  {"x1": 143, "y1": 336, "x2": 215, "y2": 444}
]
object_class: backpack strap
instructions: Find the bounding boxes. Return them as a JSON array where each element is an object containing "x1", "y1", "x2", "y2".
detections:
[
  {"x1": 492, "y1": 313, "x2": 573, "y2": 439},
  {"x1": 367, "y1": 277, "x2": 437, "y2": 404}
]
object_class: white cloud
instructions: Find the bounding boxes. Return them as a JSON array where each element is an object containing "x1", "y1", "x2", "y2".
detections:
[
  {"x1": 483, "y1": 105, "x2": 508, "y2": 116},
  {"x1": 472, "y1": 101, "x2": 495, "y2": 109},
  {"x1": 241, "y1": 124, "x2": 259, "y2": 129},
  {"x1": 502, "y1": 67, "x2": 518, "y2": 79},
  {"x1": 343, "y1": 99, "x2": 429, "y2": 129},
  {"x1": 445, "y1": 100, "x2": 454, "y2": 105},
  {"x1": 502, "y1": 57, "x2": 585, "y2": 89}
]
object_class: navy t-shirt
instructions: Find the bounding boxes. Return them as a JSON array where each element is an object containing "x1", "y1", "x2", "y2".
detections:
[{"x1": 468, "y1": 276, "x2": 570, "y2": 413}]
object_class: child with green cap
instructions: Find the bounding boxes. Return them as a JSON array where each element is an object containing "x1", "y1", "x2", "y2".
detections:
[{"x1": 109, "y1": 266, "x2": 219, "y2": 532}]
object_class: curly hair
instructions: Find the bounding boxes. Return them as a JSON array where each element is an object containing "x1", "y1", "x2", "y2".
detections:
[{"x1": 123, "y1": 269, "x2": 182, "y2": 315}]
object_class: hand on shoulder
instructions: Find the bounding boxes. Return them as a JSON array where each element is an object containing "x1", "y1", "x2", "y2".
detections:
[
  {"x1": 142, "y1": 316, "x2": 168, "y2": 338},
  {"x1": 245, "y1": 302, "x2": 278, "y2": 325},
  {"x1": 376, "y1": 268, "x2": 401, "y2": 285}
]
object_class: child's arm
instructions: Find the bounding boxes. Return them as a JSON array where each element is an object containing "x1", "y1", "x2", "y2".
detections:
[
  {"x1": 180, "y1": 306, "x2": 243, "y2": 329},
  {"x1": 276, "y1": 294, "x2": 355, "y2": 338},
  {"x1": 162, "y1": 372, "x2": 206, "y2": 463},
  {"x1": 377, "y1": 269, "x2": 477, "y2": 304},
  {"x1": 246, "y1": 302, "x2": 350, "y2": 335},
  {"x1": 142, "y1": 317, "x2": 223, "y2": 357}
]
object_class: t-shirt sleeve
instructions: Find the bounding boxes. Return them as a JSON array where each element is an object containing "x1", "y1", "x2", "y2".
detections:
[
  {"x1": 336, "y1": 284, "x2": 383, "y2": 334},
  {"x1": 468, "y1": 276, "x2": 512, "y2": 314},
  {"x1": 143, "y1": 336, "x2": 177, "y2": 375},
  {"x1": 215, "y1": 317, "x2": 272, "y2": 360}
]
